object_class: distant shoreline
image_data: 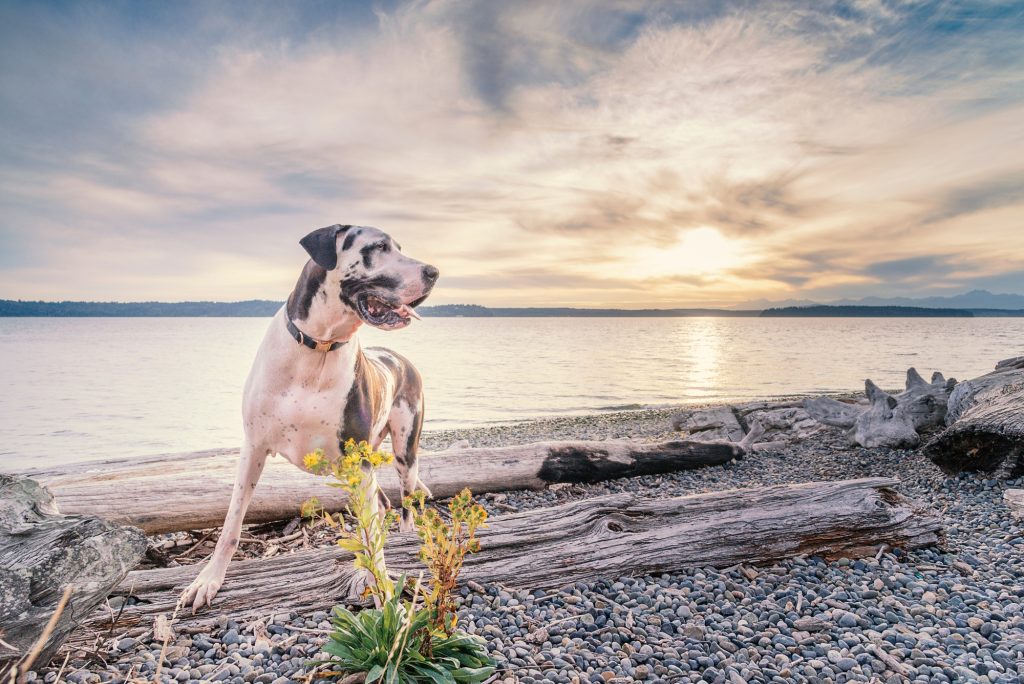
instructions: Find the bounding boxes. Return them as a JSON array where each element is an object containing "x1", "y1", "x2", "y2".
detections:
[{"x1": 3, "y1": 299, "x2": 1024, "y2": 317}]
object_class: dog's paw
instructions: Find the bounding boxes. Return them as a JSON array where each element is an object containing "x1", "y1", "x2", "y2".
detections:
[
  {"x1": 399, "y1": 508, "x2": 416, "y2": 533},
  {"x1": 414, "y1": 477, "x2": 433, "y2": 499},
  {"x1": 179, "y1": 564, "x2": 226, "y2": 614}
]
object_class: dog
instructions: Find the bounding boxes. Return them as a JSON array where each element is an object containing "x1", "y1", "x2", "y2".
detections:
[{"x1": 180, "y1": 224, "x2": 438, "y2": 612}]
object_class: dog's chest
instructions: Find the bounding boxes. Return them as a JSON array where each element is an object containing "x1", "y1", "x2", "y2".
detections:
[
  {"x1": 245, "y1": 366, "x2": 347, "y2": 459},
  {"x1": 244, "y1": 343, "x2": 395, "y2": 464}
]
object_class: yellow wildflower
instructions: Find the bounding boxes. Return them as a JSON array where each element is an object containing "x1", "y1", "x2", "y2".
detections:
[{"x1": 303, "y1": 450, "x2": 323, "y2": 470}]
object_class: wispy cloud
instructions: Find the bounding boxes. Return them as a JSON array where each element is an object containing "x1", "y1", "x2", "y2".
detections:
[{"x1": 0, "y1": 0, "x2": 1022, "y2": 305}]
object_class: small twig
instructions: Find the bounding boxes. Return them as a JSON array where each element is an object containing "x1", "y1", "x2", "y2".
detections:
[
  {"x1": 178, "y1": 530, "x2": 217, "y2": 558},
  {"x1": 338, "y1": 674, "x2": 366, "y2": 684},
  {"x1": 52, "y1": 652, "x2": 71, "y2": 684},
  {"x1": 280, "y1": 625, "x2": 332, "y2": 635},
  {"x1": 869, "y1": 639, "x2": 909, "y2": 676},
  {"x1": 18, "y1": 584, "x2": 74, "y2": 677},
  {"x1": 239, "y1": 534, "x2": 269, "y2": 546},
  {"x1": 105, "y1": 581, "x2": 134, "y2": 636},
  {"x1": 276, "y1": 530, "x2": 304, "y2": 544},
  {"x1": 600, "y1": 593, "x2": 637, "y2": 616},
  {"x1": 152, "y1": 605, "x2": 180, "y2": 684}
]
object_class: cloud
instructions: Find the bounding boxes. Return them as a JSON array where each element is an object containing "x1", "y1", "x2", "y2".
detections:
[
  {"x1": 863, "y1": 255, "x2": 957, "y2": 282},
  {"x1": 0, "y1": 0, "x2": 1022, "y2": 305},
  {"x1": 920, "y1": 172, "x2": 1024, "y2": 225}
]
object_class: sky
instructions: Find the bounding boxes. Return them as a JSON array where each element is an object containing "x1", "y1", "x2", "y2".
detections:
[{"x1": 1, "y1": 0, "x2": 1022, "y2": 308}]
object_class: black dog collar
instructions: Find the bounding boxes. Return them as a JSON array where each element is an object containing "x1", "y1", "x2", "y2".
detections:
[{"x1": 286, "y1": 319, "x2": 348, "y2": 352}]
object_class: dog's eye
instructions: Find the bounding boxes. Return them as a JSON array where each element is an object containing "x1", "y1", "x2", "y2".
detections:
[{"x1": 376, "y1": 242, "x2": 389, "y2": 252}]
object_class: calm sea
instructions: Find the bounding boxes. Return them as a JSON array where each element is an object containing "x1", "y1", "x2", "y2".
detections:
[{"x1": 1, "y1": 316, "x2": 1021, "y2": 471}]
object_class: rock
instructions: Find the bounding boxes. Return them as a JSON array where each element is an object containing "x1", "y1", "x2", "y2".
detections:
[
  {"x1": 116, "y1": 638, "x2": 138, "y2": 652},
  {"x1": 837, "y1": 612, "x2": 859, "y2": 628},
  {"x1": 0, "y1": 475, "x2": 147, "y2": 668},
  {"x1": 683, "y1": 625, "x2": 706, "y2": 640},
  {"x1": 794, "y1": 617, "x2": 830, "y2": 632},
  {"x1": 836, "y1": 657, "x2": 857, "y2": 672}
]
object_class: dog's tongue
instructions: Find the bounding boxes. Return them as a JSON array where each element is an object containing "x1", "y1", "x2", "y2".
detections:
[{"x1": 397, "y1": 304, "x2": 421, "y2": 320}]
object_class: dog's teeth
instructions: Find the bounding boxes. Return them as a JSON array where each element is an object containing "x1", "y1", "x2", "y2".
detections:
[{"x1": 395, "y1": 305, "x2": 419, "y2": 321}]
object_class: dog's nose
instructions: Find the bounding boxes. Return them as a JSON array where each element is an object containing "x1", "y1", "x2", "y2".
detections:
[{"x1": 422, "y1": 265, "x2": 439, "y2": 284}]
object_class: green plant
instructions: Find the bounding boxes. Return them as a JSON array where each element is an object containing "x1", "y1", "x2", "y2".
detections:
[
  {"x1": 304, "y1": 440, "x2": 399, "y2": 604},
  {"x1": 307, "y1": 441, "x2": 496, "y2": 682},
  {"x1": 323, "y1": 579, "x2": 495, "y2": 684},
  {"x1": 402, "y1": 488, "x2": 488, "y2": 636}
]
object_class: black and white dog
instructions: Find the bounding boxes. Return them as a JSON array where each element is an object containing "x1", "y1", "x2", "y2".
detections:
[{"x1": 181, "y1": 225, "x2": 438, "y2": 612}]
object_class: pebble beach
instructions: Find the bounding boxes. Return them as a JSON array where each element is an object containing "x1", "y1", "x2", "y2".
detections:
[{"x1": 34, "y1": 404, "x2": 1024, "y2": 684}]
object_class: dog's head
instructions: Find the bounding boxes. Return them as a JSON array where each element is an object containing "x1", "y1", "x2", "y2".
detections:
[{"x1": 299, "y1": 224, "x2": 438, "y2": 330}]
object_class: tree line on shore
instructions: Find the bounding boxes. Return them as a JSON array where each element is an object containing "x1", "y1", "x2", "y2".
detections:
[{"x1": 3, "y1": 299, "x2": 1023, "y2": 317}]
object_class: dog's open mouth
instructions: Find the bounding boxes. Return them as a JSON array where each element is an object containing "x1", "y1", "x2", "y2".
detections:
[{"x1": 356, "y1": 292, "x2": 422, "y2": 328}]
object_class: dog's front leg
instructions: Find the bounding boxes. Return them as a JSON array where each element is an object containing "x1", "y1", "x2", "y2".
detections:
[{"x1": 179, "y1": 441, "x2": 268, "y2": 613}]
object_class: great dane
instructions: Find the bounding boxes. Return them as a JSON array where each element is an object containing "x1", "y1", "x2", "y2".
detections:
[{"x1": 181, "y1": 224, "x2": 438, "y2": 612}]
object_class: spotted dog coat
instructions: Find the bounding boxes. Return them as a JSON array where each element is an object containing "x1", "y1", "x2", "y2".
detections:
[{"x1": 181, "y1": 224, "x2": 438, "y2": 612}]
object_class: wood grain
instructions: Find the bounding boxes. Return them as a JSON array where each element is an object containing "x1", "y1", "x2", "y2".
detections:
[
  {"x1": 78, "y1": 477, "x2": 941, "y2": 635},
  {"x1": 926, "y1": 356, "x2": 1024, "y2": 477},
  {"x1": 22, "y1": 440, "x2": 744, "y2": 534}
]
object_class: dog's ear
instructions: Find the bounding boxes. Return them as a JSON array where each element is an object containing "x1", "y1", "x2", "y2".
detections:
[{"x1": 300, "y1": 225, "x2": 348, "y2": 270}]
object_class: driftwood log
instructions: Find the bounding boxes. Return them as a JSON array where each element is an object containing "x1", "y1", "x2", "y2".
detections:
[
  {"x1": 672, "y1": 399, "x2": 822, "y2": 449},
  {"x1": 804, "y1": 369, "x2": 956, "y2": 448},
  {"x1": 925, "y1": 356, "x2": 1024, "y2": 477},
  {"x1": 79, "y1": 478, "x2": 940, "y2": 634},
  {"x1": 1006, "y1": 490, "x2": 1024, "y2": 519},
  {"x1": 25, "y1": 439, "x2": 745, "y2": 535},
  {"x1": 0, "y1": 475, "x2": 147, "y2": 671}
]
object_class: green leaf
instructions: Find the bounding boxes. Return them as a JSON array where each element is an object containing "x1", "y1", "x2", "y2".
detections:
[
  {"x1": 365, "y1": 664, "x2": 386, "y2": 683},
  {"x1": 452, "y1": 665, "x2": 496, "y2": 683},
  {"x1": 407, "y1": 662, "x2": 456, "y2": 684},
  {"x1": 384, "y1": 659, "x2": 399, "y2": 684}
]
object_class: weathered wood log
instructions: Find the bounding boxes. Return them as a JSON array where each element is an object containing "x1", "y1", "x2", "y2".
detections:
[
  {"x1": 946, "y1": 355, "x2": 1024, "y2": 424},
  {"x1": 852, "y1": 380, "x2": 921, "y2": 448},
  {"x1": 24, "y1": 439, "x2": 745, "y2": 535},
  {"x1": 804, "y1": 368, "x2": 956, "y2": 448},
  {"x1": 673, "y1": 399, "x2": 822, "y2": 448},
  {"x1": 1006, "y1": 490, "x2": 1024, "y2": 519},
  {"x1": 746, "y1": 406, "x2": 823, "y2": 444},
  {"x1": 78, "y1": 478, "x2": 940, "y2": 634},
  {"x1": 673, "y1": 406, "x2": 745, "y2": 442},
  {"x1": 0, "y1": 475, "x2": 147, "y2": 670},
  {"x1": 899, "y1": 368, "x2": 957, "y2": 431},
  {"x1": 925, "y1": 357, "x2": 1024, "y2": 477},
  {"x1": 803, "y1": 396, "x2": 861, "y2": 429}
]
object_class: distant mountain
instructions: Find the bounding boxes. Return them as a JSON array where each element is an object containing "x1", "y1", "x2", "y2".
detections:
[
  {"x1": 751, "y1": 289, "x2": 1024, "y2": 310},
  {"x1": 833, "y1": 290, "x2": 1024, "y2": 309},
  {"x1": 761, "y1": 305, "x2": 974, "y2": 318}
]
